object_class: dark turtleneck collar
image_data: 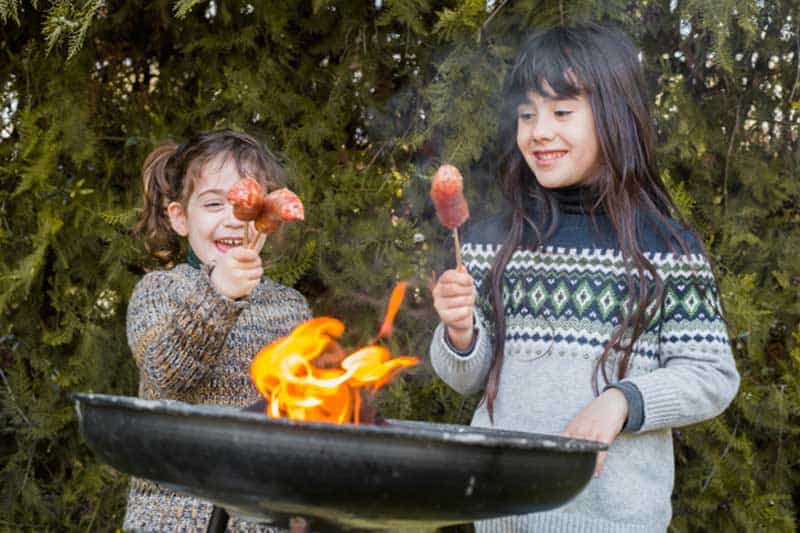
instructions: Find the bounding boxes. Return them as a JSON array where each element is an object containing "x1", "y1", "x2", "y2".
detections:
[
  {"x1": 547, "y1": 184, "x2": 604, "y2": 215},
  {"x1": 186, "y1": 246, "x2": 202, "y2": 269}
]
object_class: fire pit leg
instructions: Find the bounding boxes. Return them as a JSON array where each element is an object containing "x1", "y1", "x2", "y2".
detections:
[{"x1": 206, "y1": 506, "x2": 229, "y2": 533}]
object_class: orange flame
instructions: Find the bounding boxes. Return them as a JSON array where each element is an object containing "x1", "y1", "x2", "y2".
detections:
[
  {"x1": 250, "y1": 284, "x2": 418, "y2": 424},
  {"x1": 376, "y1": 281, "x2": 408, "y2": 340}
]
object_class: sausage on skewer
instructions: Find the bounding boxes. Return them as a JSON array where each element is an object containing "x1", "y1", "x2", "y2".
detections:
[
  {"x1": 227, "y1": 177, "x2": 265, "y2": 248},
  {"x1": 430, "y1": 164, "x2": 469, "y2": 269},
  {"x1": 252, "y1": 188, "x2": 305, "y2": 248}
]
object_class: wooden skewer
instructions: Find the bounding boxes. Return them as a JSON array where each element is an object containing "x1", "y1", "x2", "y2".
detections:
[
  {"x1": 243, "y1": 224, "x2": 250, "y2": 248},
  {"x1": 248, "y1": 229, "x2": 262, "y2": 250},
  {"x1": 453, "y1": 227, "x2": 463, "y2": 271}
]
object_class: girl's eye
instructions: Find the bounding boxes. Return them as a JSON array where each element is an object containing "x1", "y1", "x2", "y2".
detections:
[
  {"x1": 204, "y1": 201, "x2": 224, "y2": 209},
  {"x1": 555, "y1": 110, "x2": 572, "y2": 117},
  {"x1": 518, "y1": 111, "x2": 536, "y2": 121}
]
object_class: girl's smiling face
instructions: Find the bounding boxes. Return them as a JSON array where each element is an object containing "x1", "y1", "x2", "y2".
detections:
[
  {"x1": 167, "y1": 154, "x2": 262, "y2": 265},
  {"x1": 516, "y1": 89, "x2": 602, "y2": 189}
]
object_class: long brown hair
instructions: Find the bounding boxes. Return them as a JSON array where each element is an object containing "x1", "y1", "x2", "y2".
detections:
[
  {"x1": 134, "y1": 129, "x2": 285, "y2": 266},
  {"x1": 484, "y1": 24, "x2": 701, "y2": 420}
]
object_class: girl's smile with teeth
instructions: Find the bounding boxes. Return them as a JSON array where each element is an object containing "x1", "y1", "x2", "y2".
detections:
[
  {"x1": 534, "y1": 150, "x2": 568, "y2": 161},
  {"x1": 215, "y1": 237, "x2": 244, "y2": 252}
]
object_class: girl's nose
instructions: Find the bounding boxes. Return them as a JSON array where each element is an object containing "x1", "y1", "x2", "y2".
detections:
[{"x1": 531, "y1": 116, "x2": 556, "y2": 142}]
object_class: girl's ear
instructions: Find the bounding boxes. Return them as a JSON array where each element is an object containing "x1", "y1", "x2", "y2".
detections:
[{"x1": 167, "y1": 201, "x2": 189, "y2": 237}]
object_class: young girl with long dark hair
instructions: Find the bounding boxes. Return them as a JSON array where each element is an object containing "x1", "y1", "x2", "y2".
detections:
[
  {"x1": 430, "y1": 24, "x2": 739, "y2": 532},
  {"x1": 124, "y1": 129, "x2": 310, "y2": 531}
]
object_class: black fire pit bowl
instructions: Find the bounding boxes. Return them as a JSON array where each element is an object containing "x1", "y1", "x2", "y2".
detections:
[{"x1": 74, "y1": 393, "x2": 605, "y2": 531}]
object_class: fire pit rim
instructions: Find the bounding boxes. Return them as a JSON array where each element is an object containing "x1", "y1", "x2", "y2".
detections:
[{"x1": 73, "y1": 392, "x2": 606, "y2": 453}]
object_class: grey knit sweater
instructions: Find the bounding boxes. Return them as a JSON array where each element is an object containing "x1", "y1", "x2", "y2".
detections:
[
  {"x1": 123, "y1": 263, "x2": 311, "y2": 532},
  {"x1": 430, "y1": 197, "x2": 740, "y2": 532}
]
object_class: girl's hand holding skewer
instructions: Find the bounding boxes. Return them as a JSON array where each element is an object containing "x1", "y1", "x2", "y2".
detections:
[
  {"x1": 432, "y1": 268, "x2": 476, "y2": 351},
  {"x1": 210, "y1": 246, "x2": 263, "y2": 300}
]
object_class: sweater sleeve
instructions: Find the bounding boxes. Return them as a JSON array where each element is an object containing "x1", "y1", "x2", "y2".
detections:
[
  {"x1": 430, "y1": 306, "x2": 494, "y2": 396},
  {"x1": 126, "y1": 266, "x2": 248, "y2": 394},
  {"x1": 278, "y1": 286, "x2": 313, "y2": 329},
  {"x1": 625, "y1": 256, "x2": 740, "y2": 433}
]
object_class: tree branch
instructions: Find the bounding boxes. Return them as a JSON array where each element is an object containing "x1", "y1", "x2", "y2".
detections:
[
  {"x1": 723, "y1": 101, "x2": 741, "y2": 214},
  {"x1": 478, "y1": 0, "x2": 508, "y2": 43},
  {"x1": 701, "y1": 414, "x2": 739, "y2": 492},
  {"x1": 788, "y1": 29, "x2": 800, "y2": 104},
  {"x1": 0, "y1": 368, "x2": 32, "y2": 427}
]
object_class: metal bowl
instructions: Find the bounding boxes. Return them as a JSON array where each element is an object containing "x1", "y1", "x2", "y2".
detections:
[{"x1": 74, "y1": 393, "x2": 604, "y2": 531}]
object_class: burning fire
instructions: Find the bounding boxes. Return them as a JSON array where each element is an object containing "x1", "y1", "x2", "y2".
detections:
[{"x1": 250, "y1": 283, "x2": 419, "y2": 424}]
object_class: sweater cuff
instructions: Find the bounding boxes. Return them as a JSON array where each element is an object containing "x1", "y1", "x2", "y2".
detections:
[
  {"x1": 444, "y1": 326, "x2": 478, "y2": 357},
  {"x1": 605, "y1": 381, "x2": 644, "y2": 432}
]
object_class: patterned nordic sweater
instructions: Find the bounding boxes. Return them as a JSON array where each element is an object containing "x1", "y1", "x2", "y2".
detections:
[
  {"x1": 430, "y1": 192, "x2": 740, "y2": 533},
  {"x1": 123, "y1": 263, "x2": 311, "y2": 533}
]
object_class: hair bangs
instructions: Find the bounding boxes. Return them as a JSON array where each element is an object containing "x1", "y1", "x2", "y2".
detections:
[
  {"x1": 507, "y1": 28, "x2": 587, "y2": 105},
  {"x1": 228, "y1": 146, "x2": 274, "y2": 188},
  {"x1": 184, "y1": 134, "x2": 283, "y2": 196}
]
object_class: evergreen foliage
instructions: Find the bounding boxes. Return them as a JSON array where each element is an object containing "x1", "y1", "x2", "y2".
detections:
[{"x1": 1, "y1": 1, "x2": 798, "y2": 531}]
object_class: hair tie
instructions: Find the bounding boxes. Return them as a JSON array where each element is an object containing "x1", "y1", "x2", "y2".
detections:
[
  {"x1": 172, "y1": 141, "x2": 187, "y2": 162},
  {"x1": 166, "y1": 141, "x2": 188, "y2": 197}
]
